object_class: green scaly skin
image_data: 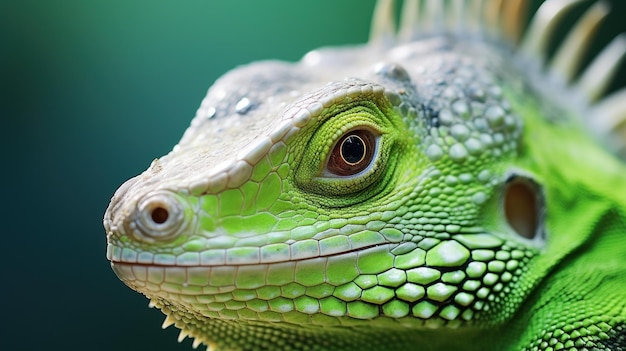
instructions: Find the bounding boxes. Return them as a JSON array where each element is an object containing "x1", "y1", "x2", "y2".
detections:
[{"x1": 104, "y1": 1, "x2": 626, "y2": 350}]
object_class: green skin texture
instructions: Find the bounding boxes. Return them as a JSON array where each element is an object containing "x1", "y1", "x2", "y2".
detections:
[{"x1": 104, "y1": 9, "x2": 626, "y2": 351}]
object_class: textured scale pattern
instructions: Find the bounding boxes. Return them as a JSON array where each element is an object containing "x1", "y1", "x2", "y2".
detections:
[{"x1": 104, "y1": 0, "x2": 626, "y2": 350}]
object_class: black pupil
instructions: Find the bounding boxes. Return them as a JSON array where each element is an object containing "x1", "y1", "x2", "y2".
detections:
[{"x1": 341, "y1": 135, "x2": 365, "y2": 164}]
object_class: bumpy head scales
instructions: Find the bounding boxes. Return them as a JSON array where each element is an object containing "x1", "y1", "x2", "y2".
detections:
[{"x1": 371, "y1": 0, "x2": 626, "y2": 158}]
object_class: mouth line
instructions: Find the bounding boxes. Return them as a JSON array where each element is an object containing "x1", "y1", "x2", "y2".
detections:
[{"x1": 110, "y1": 243, "x2": 387, "y2": 268}]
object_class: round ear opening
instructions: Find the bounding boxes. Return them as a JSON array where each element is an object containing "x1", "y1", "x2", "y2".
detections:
[{"x1": 504, "y1": 178, "x2": 543, "y2": 240}]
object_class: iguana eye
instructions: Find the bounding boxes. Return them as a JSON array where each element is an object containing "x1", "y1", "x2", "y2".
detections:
[
  {"x1": 295, "y1": 111, "x2": 390, "y2": 201},
  {"x1": 326, "y1": 129, "x2": 377, "y2": 177}
]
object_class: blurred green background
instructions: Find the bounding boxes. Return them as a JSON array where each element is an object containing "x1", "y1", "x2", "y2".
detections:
[{"x1": 1, "y1": 1, "x2": 624, "y2": 350}]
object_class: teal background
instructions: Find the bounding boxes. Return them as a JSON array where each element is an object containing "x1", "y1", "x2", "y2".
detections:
[{"x1": 1, "y1": 1, "x2": 624, "y2": 350}]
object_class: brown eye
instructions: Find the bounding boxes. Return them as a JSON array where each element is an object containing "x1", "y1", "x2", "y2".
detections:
[{"x1": 326, "y1": 130, "x2": 377, "y2": 176}]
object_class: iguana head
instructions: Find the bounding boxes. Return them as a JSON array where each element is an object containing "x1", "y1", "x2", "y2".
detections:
[{"x1": 104, "y1": 0, "x2": 626, "y2": 349}]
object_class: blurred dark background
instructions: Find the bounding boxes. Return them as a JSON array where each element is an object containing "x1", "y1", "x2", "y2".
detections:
[{"x1": 1, "y1": 1, "x2": 624, "y2": 350}]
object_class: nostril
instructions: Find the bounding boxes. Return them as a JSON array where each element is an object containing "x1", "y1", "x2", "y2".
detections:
[
  {"x1": 151, "y1": 206, "x2": 169, "y2": 224},
  {"x1": 126, "y1": 191, "x2": 187, "y2": 243}
]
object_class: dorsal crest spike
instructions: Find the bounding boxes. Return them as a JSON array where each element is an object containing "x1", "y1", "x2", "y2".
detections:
[
  {"x1": 483, "y1": 0, "x2": 504, "y2": 38},
  {"x1": 384, "y1": 0, "x2": 534, "y2": 45},
  {"x1": 370, "y1": 0, "x2": 397, "y2": 46},
  {"x1": 549, "y1": 1, "x2": 610, "y2": 84},
  {"x1": 398, "y1": 0, "x2": 421, "y2": 42},
  {"x1": 577, "y1": 33, "x2": 626, "y2": 102},
  {"x1": 466, "y1": 0, "x2": 486, "y2": 34},
  {"x1": 590, "y1": 88, "x2": 626, "y2": 158},
  {"x1": 519, "y1": 0, "x2": 588, "y2": 62},
  {"x1": 423, "y1": 0, "x2": 445, "y2": 31},
  {"x1": 446, "y1": 0, "x2": 464, "y2": 34},
  {"x1": 502, "y1": 0, "x2": 531, "y2": 44}
]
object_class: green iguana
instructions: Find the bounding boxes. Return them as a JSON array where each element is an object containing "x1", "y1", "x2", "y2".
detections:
[{"x1": 103, "y1": 0, "x2": 626, "y2": 350}]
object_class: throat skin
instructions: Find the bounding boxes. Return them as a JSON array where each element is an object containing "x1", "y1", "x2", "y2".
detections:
[{"x1": 500, "y1": 85, "x2": 626, "y2": 350}]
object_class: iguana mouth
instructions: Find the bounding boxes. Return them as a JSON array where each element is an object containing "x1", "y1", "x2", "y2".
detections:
[
  {"x1": 109, "y1": 243, "x2": 385, "y2": 268},
  {"x1": 109, "y1": 235, "x2": 533, "y2": 331}
]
